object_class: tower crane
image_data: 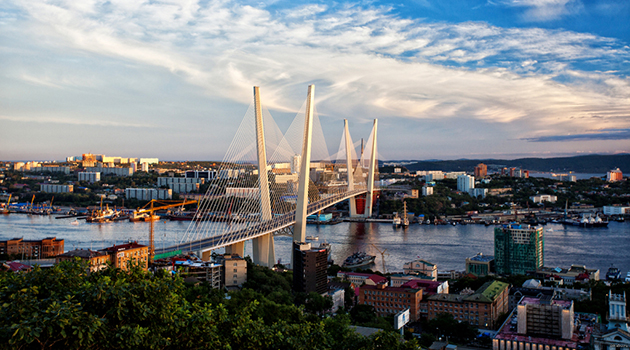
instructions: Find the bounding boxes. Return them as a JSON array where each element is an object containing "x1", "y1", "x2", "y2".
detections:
[
  {"x1": 135, "y1": 199, "x2": 197, "y2": 262},
  {"x1": 371, "y1": 243, "x2": 389, "y2": 273}
]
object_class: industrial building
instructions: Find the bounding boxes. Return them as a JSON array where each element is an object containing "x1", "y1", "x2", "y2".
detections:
[
  {"x1": 40, "y1": 184, "x2": 73, "y2": 193},
  {"x1": 78, "y1": 172, "x2": 101, "y2": 183},
  {"x1": 125, "y1": 188, "x2": 172, "y2": 200},
  {"x1": 0, "y1": 237, "x2": 64, "y2": 259},
  {"x1": 603, "y1": 206, "x2": 630, "y2": 215},
  {"x1": 293, "y1": 242, "x2": 328, "y2": 294},
  {"x1": 494, "y1": 224, "x2": 544, "y2": 275}
]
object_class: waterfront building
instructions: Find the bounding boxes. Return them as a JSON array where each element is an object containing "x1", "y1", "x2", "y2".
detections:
[
  {"x1": 78, "y1": 172, "x2": 101, "y2": 183},
  {"x1": 98, "y1": 242, "x2": 148, "y2": 271},
  {"x1": 359, "y1": 283, "x2": 423, "y2": 321},
  {"x1": 293, "y1": 242, "x2": 328, "y2": 294},
  {"x1": 40, "y1": 184, "x2": 73, "y2": 193},
  {"x1": 466, "y1": 253, "x2": 495, "y2": 277},
  {"x1": 529, "y1": 194, "x2": 558, "y2": 203},
  {"x1": 402, "y1": 259, "x2": 438, "y2": 280},
  {"x1": 56, "y1": 249, "x2": 110, "y2": 271},
  {"x1": 125, "y1": 188, "x2": 172, "y2": 200},
  {"x1": 607, "y1": 168, "x2": 623, "y2": 182},
  {"x1": 494, "y1": 224, "x2": 544, "y2": 275},
  {"x1": 457, "y1": 174, "x2": 475, "y2": 192},
  {"x1": 0, "y1": 237, "x2": 64, "y2": 259},
  {"x1": 427, "y1": 280, "x2": 509, "y2": 329},
  {"x1": 535, "y1": 265, "x2": 599, "y2": 285},
  {"x1": 603, "y1": 206, "x2": 630, "y2": 215},
  {"x1": 474, "y1": 163, "x2": 488, "y2": 178}
]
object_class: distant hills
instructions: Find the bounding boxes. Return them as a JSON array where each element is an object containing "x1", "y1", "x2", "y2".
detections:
[{"x1": 397, "y1": 154, "x2": 630, "y2": 174}]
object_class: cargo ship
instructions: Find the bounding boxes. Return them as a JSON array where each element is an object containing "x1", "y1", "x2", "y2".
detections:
[{"x1": 342, "y1": 252, "x2": 376, "y2": 268}]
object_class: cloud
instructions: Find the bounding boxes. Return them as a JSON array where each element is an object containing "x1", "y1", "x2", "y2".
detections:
[
  {"x1": 0, "y1": 115, "x2": 156, "y2": 128},
  {"x1": 1, "y1": 0, "x2": 630, "y2": 159},
  {"x1": 524, "y1": 128, "x2": 630, "y2": 142},
  {"x1": 498, "y1": 0, "x2": 582, "y2": 21}
]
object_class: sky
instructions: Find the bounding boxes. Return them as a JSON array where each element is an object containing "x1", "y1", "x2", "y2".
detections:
[{"x1": 1, "y1": 0, "x2": 629, "y2": 161}]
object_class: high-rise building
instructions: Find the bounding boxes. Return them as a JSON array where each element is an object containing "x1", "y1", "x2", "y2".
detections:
[
  {"x1": 457, "y1": 174, "x2": 475, "y2": 192},
  {"x1": 474, "y1": 163, "x2": 488, "y2": 178},
  {"x1": 607, "y1": 168, "x2": 623, "y2": 182},
  {"x1": 494, "y1": 224, "x2": 544, "y2": 275},
  {"x1": 291, "y1": 155, "x2": 301, "y2": 174},
  {"x1": 292, "y1": 242, "x2": 328, "y2": 294}
]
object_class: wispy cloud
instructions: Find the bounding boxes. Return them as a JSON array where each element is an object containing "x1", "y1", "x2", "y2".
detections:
[
  {"x1": 0, "y1": 115, "x2": 156, "y2": 128},
  {"x1": 524, "y1": 128, "x2": 630, "y2": 142},
  {"x1": 497, "y1": 0, "x2": 583, "y2": 21}
]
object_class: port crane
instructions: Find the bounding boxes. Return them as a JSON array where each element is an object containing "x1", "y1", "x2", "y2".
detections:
[
  {"x1": 1, "y1": 194, "x2": 11, "y2": 214},
  {"x1": 371, "y1": 243, "x2": 389, "y2": 273},
  {"x1": 135, "y1": 199, "x2": 197, "y2": 262}
]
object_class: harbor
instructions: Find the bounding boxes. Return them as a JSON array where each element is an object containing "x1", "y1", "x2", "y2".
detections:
[{"x1": 1, "y1": 214, "x2": 627, "y2": 275}]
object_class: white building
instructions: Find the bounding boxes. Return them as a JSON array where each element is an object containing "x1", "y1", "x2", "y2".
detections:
[
  {"x1": 86, "y1": 167, "x2": 133, "y2": 177},
  {"x1": 291, "y1": 155, "x2": 301, "y2": 174},
  {"x1": 32, "y1": 166, "x2": 71, "y2": 175},
  {"x1": 603, "y1": 206, "x2": 630, "y2": 215},
  {"x1": 457, "y1": 174, "x2": 475, "y2": 192},
  {"x1": 469, "y1": 188, "x2": 488, "y2": 198},
  {"x1": 78, "y1": 172, "x2": 101, "y2": 183},
  {"x1": 139, "y1": 158, "x2": 159, "y2": 165},
  {"x1": 125, "y1": 188, "x2": 172, "y2": 200},
  {"x1": 40, "y1": 184, "x2": 73, "y2": 193},
  {"x1": 530, "y1": 194, "x2": 558, "y2": 203},
  {"x1": 141, "y1": 162, "x2": 149, "y2": 172},
  {"x1": 422, "y1": 186, "x2": 433, "y2": 196},
  {"x1": 446, "y1": 171, "x2": 467, "y2": 179}
]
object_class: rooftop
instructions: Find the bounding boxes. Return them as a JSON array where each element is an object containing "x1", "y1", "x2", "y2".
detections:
[
  {"x1": 57, "y1": 249, "x2": 108, "y2": 259},
  {"x1": 99, "y1": 241, "x2": 147, "y2": 253},
  {"x1": 468, "y1": 253, "x2": 494, "y2": 262}
]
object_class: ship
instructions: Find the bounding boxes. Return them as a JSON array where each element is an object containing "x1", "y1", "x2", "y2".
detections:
[
  {"x1": 606, "y1": 265, "x2": 622, "y2": 281},
  {"x1": 86, "y1": 205, "x2": 120, "y2": 223},
  {"x1": 401, "y1": 201, "x2": 409, "y2": 228},
  {"x1": 129, "y1": 212, "x2": 160, "y2": 222},
  {"x1": 392, "y1": 212, "x2": 401, "y2": 227},
  {"x1": 342, "y1": 251, "x2": 376, "y2": 268}
]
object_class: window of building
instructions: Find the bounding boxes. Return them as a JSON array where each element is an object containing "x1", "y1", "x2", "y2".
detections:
[{"x1": 233, "y1": 274, "x2": 238, "y2": 278}]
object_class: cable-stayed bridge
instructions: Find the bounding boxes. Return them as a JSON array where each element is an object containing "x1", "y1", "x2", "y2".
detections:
[{"x1": 155, "y1": 85, "x2": 379, "y2": 267}]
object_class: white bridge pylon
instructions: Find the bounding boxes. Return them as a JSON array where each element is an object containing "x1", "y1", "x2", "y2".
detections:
[{"x1": 169, "y1": 85, "x2": 378, "y2": 266}]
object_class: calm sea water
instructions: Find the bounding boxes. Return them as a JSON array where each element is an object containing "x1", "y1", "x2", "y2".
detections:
[{"x1": 1, "y1": 215, "x2": 628, "y2": 275}]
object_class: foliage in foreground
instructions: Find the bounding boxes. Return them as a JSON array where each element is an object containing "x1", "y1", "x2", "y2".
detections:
[{"x1": 0, "y1": 260, "x2": 421, "y2": 350}]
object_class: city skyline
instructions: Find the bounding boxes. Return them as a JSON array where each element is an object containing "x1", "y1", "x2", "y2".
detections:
[{"x1": 1, "y1": 0, "x2": 629, "y2": 161}]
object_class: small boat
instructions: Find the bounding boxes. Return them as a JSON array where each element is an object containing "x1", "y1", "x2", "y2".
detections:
[
  {"x1": 70, "y1": 219, "x2": 79, "y2": 226},
  {"x1": 342, "y1": 252, "x2": 376, "y2": 268},
  {"x1": 305, "y1": 235, "x2": 318, "y2": 241},
  {"x1": 607, "y1": 265, "x2": 621, "y2": 280}
]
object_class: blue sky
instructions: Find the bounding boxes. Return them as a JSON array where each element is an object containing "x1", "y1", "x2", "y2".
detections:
[{"x1": 1, "y1": 0, "x2": 629, "y2": 161}]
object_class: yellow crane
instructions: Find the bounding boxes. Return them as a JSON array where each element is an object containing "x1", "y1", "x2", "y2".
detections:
[
  {"x1": 371, "y1": 243, "x2": 389, "y2": 273},
  {"x1": 1, "y1": 194, "x2": 11, "y2": 214},
  {"x1": 136, "y1": 199, "x2": 197, "y2": 262}
]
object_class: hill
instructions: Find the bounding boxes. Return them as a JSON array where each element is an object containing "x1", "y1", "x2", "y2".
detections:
[{"x1": 402, "y1": 154, "x2": 630, "y2": 173}]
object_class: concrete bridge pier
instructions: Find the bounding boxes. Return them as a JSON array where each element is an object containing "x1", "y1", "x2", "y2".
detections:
[{"x1": 225, "y1": 241, "x2": 245, "y2": 257}]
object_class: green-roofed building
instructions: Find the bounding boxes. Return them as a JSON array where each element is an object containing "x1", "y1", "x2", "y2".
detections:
[{"x1": 427, "y1": 280, "x2": 509, "y2": 330}]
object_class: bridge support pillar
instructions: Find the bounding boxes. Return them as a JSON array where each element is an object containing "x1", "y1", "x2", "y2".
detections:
[
  {"x1": 364, "y1": 119, "x2": 378, "y2": 218},
  {"x1": 225, "y1": 241, "x2": 245, "y2": 257},
  {"x1": 252, "y1": 86, "x2": 275, "y2": 267},
  {"x1": 344, "y1": 119, "x2": 358, "y2": 217},
  {"x1": 293, "y1": 85, "x2": 315, "y2": 243}
]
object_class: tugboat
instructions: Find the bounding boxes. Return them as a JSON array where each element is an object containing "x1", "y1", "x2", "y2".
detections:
[{"x1": 342, "y1": 252, "x2": 376, "y2": 268}]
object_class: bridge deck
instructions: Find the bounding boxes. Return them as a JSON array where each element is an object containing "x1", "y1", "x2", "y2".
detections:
[{"x1": 154, "y1": 189, "x2": 367, "y2": 255}]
